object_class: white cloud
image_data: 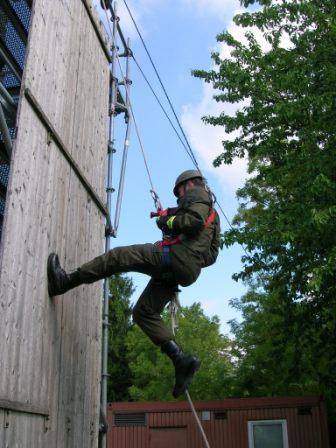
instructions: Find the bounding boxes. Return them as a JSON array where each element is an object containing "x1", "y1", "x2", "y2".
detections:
[
  {"x1": 181, "y1": 83, "x2": 248, "y2": 194},
  {"x1": 94, "y1": 1, "x2": 293, "y2": 196},
  {"x1": 202, "y1": 297, "x2": 221, "y2": 315},
  {"x1": 180, "y1": 0, "x2": 241, "y2": 18},
  {"x1": 181, "y1": 19, "x2": 253, "y2": 194},
  {"x1": 181, "y1": 16, "x2": 293, "y2": 195},
  {"x1": 180, "y1": 18, "x2": 263, "y2": 195}
]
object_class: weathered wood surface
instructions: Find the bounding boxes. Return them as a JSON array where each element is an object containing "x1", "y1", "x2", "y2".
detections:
[
  {"x1": 23, "y1": 0, "x2": 108, "y2": 201},
  {"x1": 0, "y1": 410, "x2": 46, "y2": 448},
  {"x1": 0, "y1": 0, "x2": 109, "y2": 446},
  {"x1": 0, "y1": 399, "x2": 48, "y2": 416}
]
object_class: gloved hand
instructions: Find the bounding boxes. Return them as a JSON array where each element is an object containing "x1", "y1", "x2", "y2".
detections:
[{"x1": 156, "y1": 215, "x2": 176, "y2": 233}]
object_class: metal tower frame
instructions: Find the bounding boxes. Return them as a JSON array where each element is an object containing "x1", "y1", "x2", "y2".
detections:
[
  {"x1": 99, "y1": 2, "x2": 132, "y2": 447},
  {"x1": 0, "y1": 0, "x2": 31, "y2": 240},
  {"x1": 1, "y1": 2, "x2": 133, "y2": 445}
]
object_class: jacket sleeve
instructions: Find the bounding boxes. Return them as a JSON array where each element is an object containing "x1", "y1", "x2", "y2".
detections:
[{"x1": 171, "y1": 190, "x2": 211, "y2": 237}]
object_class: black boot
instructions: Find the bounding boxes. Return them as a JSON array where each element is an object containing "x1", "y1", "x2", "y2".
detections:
[
  {"x1": 47, "y1": 253, "x2": 82, "y2": 297},
  {"x1": 161, "y1": 340, "x2": 201, "y2": 398}
]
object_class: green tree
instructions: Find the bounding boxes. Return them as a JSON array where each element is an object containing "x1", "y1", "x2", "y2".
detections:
[
  {"x1": 126, "y1": 302, "x2": 234, "y2": 401},
  {"x1": 229, "y1": 286, "x2": 324, "y2": 398},
  {"x1": 107, "y1": 274, "x2": 135, "y2": 402},
  {"x1": 193, "y1": 0, "x2": 336, "y2": 435}
]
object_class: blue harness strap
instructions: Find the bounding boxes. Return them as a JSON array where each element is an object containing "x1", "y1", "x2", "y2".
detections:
[{"x1": 162, "y1": 245, "x2": 171, "y2": 269}]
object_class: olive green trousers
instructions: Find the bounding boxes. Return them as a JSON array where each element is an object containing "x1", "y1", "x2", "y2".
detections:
[{"x1": 78, "y1": 244, "x2": 177, "y2": 345}]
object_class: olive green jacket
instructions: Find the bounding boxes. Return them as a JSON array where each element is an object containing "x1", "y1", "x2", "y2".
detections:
[{"x1": 169, "y1": 187, "x2": 221, "y2": 286}]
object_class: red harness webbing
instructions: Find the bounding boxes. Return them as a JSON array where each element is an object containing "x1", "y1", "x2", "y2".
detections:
[{"x1": 160, "y1": 208, "x2": 216, "y2": 247}]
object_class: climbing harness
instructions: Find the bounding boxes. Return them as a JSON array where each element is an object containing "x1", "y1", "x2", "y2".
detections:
[
  {"x1": 153, "y1": 207, "x2": 217, "y2": 247},
  {"x1": 161, "y1": 245, "x2": 171, "y2": 268},
  {"x1": 120, "y1": 0, "x2": 247, "y2": 244}
]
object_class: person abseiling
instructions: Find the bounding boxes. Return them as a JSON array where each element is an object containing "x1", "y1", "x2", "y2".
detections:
[{"x1": 47, "y1": 169, "x2": 221, "y2": 397}]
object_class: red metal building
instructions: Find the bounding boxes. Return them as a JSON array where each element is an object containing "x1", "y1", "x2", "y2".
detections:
[{"x1": 107, "y1": 396, "x2": 329, "y2": 447}]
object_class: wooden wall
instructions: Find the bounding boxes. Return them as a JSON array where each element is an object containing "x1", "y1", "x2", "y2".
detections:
[{"x1": 0, "y1": 1, "x2": 109, "y2": 446}]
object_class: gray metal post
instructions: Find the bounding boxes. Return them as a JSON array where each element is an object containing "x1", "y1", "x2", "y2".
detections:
[
  {"x1": 100, "y1": 2, "x2": 118, "y2": 447},
  {"x1": 0, "y1": 40, "x2": 22, "y2": 81},
  {"x1": 0, "y1": 102, "x2": 12, "y2": 158},
  {"x1": 113, "y1": 38, "x2": 132, "y2": 234},
  {"x1": 0, "y1": 81, "x2": 17, "y2": 116}
]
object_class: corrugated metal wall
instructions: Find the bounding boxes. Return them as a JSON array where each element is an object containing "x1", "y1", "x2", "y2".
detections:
[
  {"x1": 108, "y1": 397, "x2": 330, "y2": 448},
  {"x1": 0, "y1": 0, "x2": 109, "y2": 446}
]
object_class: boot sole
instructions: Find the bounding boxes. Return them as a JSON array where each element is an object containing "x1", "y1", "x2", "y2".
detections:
[
  {"x1": 47, "y1": 253, "x2": 56, "y2": 297},
  {"x1": 173, "y1": 358, "x2": 201, "y2": 398}
]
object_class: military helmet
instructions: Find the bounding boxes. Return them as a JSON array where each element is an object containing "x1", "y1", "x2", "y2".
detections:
[{"x1": 173, "y1": 169, "x2": 204, "y2": 197}]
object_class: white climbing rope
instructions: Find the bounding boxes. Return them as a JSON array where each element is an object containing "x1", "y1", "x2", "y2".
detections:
[
  {"x1": 102, "y1": 2, "x2": 162, "y2": 210},
  {"x1": 170, "y1": 290, "x2": 211, "y2": 448},
  {"x1": 169, "y1": 288, "x2": 181, "y2": 336},
  {"x1": 102, "y1": 5, "x2": 212, "y2": 447},
  {"x1": 186, "y1": 390, "x2": 211, "y2": 448}
]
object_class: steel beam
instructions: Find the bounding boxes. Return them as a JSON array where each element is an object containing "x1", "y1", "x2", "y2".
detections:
[
  {"x1": 0, "y1": 81, "x2": 17, "y2": 116},
  {"x1": 1, "y1": 1, "x2": 28, "y2": 45},
  {"x1": 0, "y1": 179, "x2": 7, "y2": 200},
  {"x1": 0, "y1": 141, "x2": 9, "y2": 162},
  {"x1": 103, "y1": 0, "x2": 129, "y2": 54},
  {"x1": 114, "y1": 38, "x2": 131, "y2": 233},
  {"x1": 0, "y1": 36, "x2": 22, "y2": 81},
  {"x1": 100, "y1": 3, "x2": 118, "y2": 447},
  {"x1": 0, "y1": 102, "x2": 12, "y2": 158}
]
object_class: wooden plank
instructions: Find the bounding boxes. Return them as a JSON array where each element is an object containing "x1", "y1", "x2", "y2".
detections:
[
  {"x1": 23, "y1": 0, "x2": 77, "y2": 137},
  {"x1": 55, "y1": 180, "x2": 104, "y2": 447},
  {"x1": 65, "y1": 5, "x2": 109, "y2": 203},
  {"x1": 55, "y1": 3, "x2": 105, "y2": 446},
  {"x1": 24, "y1": 0, "x2": 109, "y2": 200},
  {"x1": 0, "y1": 0, "x2": 109, "y2": 446},
  {"x1": 0, "y1": 103, "x2": 72, "y2": 417},
  {"x1": 81, "y1": 0, "x2": 111, "y2": 63},
  {"x1": 41, "y1": 141, "x2": 70, "y2": 448},
  {"x1": 0, "y1": 410, "x2": 5, "y2": 447},
  {"x1": 79, "y1": 22, "x2": 101, "y2": 443},
  {"x1": 24, "y1": 87, "x2": 109, "y2": 219},
  {"x1": 0, "y1": 399, "x2": 49, "y2": 417},
  {"x1": 1, "y1": 411, "x2": 48, "y2": 447}
]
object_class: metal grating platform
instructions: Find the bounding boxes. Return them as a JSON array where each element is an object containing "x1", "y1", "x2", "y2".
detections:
[
  {"x1": 0, "y1": 162, "x2": 9, "y2": 240},
  {"x1": 0, "y1": 0, "x2": 32, "y2": 241}
]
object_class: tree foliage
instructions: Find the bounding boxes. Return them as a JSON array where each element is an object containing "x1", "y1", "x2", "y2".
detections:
[
  {"x1": 107, "y1": 274, "x2": 135, "y2": 402},
  {"x1": 193, "y1": 0, "x2": 336, "y2": 432},
  {"x1": 126, "y1": 303, "x2": 234, "y2": 401}
]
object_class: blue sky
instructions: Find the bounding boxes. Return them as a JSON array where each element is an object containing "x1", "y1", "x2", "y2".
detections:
[{"x1": 94, "y1": 0, "x2": 248, "y2": 335}]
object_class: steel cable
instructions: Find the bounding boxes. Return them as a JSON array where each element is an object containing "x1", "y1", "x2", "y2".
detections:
[
  {"x1": 103, "y1": 3, "x2": 162, "y2": 210},
  {"x1": 121, "y1": 0, "x2": 241, "y2": 235},
  {"x1": 122, "y1": 0, "x2": 200, "y2": 168},
  {"x1": 132, "y1": 54, "x2": 197, "y2": 165}
]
